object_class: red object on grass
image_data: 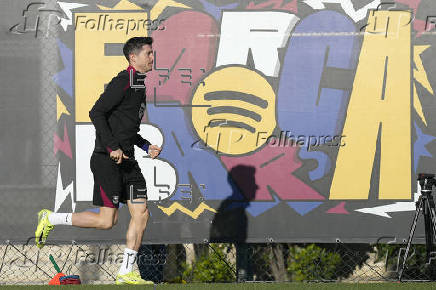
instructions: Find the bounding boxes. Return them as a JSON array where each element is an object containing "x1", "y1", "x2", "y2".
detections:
[{"x1": 48, "y1": 273, "x2": 65, "y2": 285}]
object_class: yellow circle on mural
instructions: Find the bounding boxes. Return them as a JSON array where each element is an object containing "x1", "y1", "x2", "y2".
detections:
[{"x1": 191, "y1": 66, "x2": 276, "y2": 155}]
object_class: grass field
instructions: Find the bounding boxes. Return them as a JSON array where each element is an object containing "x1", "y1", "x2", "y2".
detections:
[{"x1": 3, "y1": 283, "x2": 436, "y2": 290}]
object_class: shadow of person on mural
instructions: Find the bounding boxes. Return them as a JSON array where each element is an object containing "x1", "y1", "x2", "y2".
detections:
[{"x1": 209, "y1": 165, "x2": 258, "y2": 281}]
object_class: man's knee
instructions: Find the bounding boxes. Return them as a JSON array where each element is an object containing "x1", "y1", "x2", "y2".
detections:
[
  {"x1": 99, "y1": 219, "x2": 114, "y2": 230},
  {"x1": 134, "y1": 206, "x2": 149, "y2": 218},
  {"x1": 132, "y1": 206, "x2": 149, "y2": 225},
  {"x1": 97, "y1": 212, "x2": 116, "y2": 230}
]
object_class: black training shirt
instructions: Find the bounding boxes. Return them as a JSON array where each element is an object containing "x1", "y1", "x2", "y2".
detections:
[{"x1": 89, "y1": 65, "x2": 150, "y2": 157}]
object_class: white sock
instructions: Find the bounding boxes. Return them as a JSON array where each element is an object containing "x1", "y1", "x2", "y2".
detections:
[
  {"x1": 48, "y1": 213, "x2": 72, "y2": 226},
  {"x1": 118, "y1": 248, "x2": 138, "y2": 275}
]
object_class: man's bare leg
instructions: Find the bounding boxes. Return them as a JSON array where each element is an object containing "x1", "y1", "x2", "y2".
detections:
[
  {"x1": 118, "y1": 198, "x2": 149, "y2": 276},
  {"x1": 46, "y1": 207, "x2": 118, "y2": 229},
  {"x1": 71, "y1": 207, "x2": 118, "y2": 229},
  {"x1": 126, "y1": 198, "x2": 149, "y2": 250},
  {"x1": 35, "y1": 207, "x2": 118, "y2": 250}
]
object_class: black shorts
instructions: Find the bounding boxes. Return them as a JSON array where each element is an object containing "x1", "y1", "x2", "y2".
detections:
[{"x1": 90, "y1": 152, "x2": 148, "y2": 208}]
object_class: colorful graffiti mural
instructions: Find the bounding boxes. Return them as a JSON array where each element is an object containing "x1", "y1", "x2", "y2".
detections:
[{"x1": 48, "y1": 0, "x2": 436, "y2": 242}]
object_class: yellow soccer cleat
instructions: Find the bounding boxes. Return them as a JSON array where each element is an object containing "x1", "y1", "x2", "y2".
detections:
[
  {"x1": 35, "y1": 209, "x2": 54, "y2": 249},
  {"x1": 115, "y1": 271, "x2": 154, "y2": 285}
]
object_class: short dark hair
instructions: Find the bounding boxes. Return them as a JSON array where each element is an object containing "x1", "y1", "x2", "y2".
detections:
[{"x1": 123, "y1": 37, "x2": 153, "y2": 62}]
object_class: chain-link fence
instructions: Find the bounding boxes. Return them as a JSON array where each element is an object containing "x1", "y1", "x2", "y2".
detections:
[{"x1": 1, "y1": 241, "x2": 435, "y2": 285}]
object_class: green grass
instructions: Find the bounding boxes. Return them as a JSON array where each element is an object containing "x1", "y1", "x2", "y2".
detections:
[{"x1": 3, "y1": 283, "x2": 436, "y2": 290}]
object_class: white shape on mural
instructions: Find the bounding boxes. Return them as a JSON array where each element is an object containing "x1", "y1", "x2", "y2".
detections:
[
  {"x1": 75, "y1": 124, "x2": 95, "y2": 201},
  {"x1": 75, "y1": 123, "x2": 176, "y2": 202},
  {"x1": 54, "y1": 163, "x2": 76, "y2": 212},
  {"x1": 355, "y1": 183, "x2": 421, "y2": 218},
  {"x1": 303, "y1": 0, "x2": 381, "y2": 22},
  {"x1": 135, "y1": 124, "x2": 177, "y2": 201},
  {"x1": 216, "y1": 11, "x2": 299, "y2": 77},
  {"x1": 57, "y1": 1, "x2": 88, "y2": 31},
  {"x1": 135, "y1": 124, "x2": 164, "y2": 157},
  {"x1": 136, "y1": 157, "x2": 177, "y2": 201}
]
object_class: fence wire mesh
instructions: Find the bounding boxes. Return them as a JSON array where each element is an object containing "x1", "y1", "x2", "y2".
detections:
[{"x1": 0, "y1": 241, "x2": 435, "y2": 285}]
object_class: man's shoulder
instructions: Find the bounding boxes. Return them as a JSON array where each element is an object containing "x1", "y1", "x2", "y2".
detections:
[
  {"x1": 111, "y1": 69, "x2": 129, "y2": 82},
  {"x1": 105, "y1": 70, "x2": 129, "y2": 91}
]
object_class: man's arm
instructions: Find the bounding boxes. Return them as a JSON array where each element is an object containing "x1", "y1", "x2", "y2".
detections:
[
  {"x1": 135, "y1": 134, "x2": 162, "y2": 159},
  {"x1": 89, "y1": 77, "x2": 127, "y2": 152},
  {"x1": 134, "y1": 133, "x2": 151, "y2": 153}
]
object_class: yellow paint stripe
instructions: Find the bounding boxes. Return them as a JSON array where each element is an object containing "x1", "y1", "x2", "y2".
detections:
[{"x1": 158, "y1": 202, "x2": 216, "y2": 219}]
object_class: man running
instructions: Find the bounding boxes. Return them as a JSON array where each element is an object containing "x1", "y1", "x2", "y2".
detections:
[{"x1": 35, "y1": 37, "x2": 161, "y2": 285}]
